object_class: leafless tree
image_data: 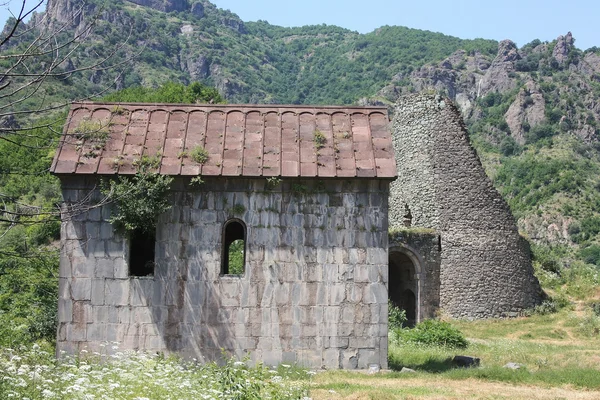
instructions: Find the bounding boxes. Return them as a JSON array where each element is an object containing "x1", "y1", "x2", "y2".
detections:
[{"x1": 0, "y1": 0, "x2": 136, "y2": 247}]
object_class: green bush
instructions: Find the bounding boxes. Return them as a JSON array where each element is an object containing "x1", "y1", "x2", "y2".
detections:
[
  {"x1": 580, "y1": 245, "x2": 600, "y2": 266},
  {"x1": 532, "y1": 295, "x2": 571, "y2": 315},
  {"x1": 101, "y1": 172, "x2": 173, "y2": 235},
  {"x1": 388, "y1": 301, "x2": 407, "y2": 330},
  {"x1": 396, "y1": 320, "x2": 468, "y2": 349}
]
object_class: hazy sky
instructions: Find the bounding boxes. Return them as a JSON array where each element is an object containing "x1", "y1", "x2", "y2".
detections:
[{"x1": 1, "y1": 0, "x2": 597, "y2": 50}]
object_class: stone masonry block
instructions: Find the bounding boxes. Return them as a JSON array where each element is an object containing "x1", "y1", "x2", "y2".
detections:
[
  {"x1": 91, "y1": 279, "x2": 105, "y2": 306},
  {"x1": 327, "y1": 337, "x2": 349, "y2": 349},
  {"x1": 329, "y1": 284, "x2": 346, "y2": 304},
  {"x1": 87, "y1": 239, "x2": 106, "y2": 258},
  {"x1": 341, "y1": 349, "x2": 359, "y2": 369},
  {"x1": 71, "y1": 278, "x2": 92, "y2": 301},
  {"x1": 95, "y1": 258, "x2": 114, "y2": 278},
  {"x1": 66, "y1": 323, "x2": 87, "y2": 342},
  {"x1": 87, "y1": 323, "x2": 107, "y2": 341},
  {"x1": 105, "y1": 279, "x2": 130, "y2": 306},
  {"x1": 72, "y1": 258, "x2": 94, "y2": 278},
  {"x1": 363, "y1": 283, "x2": 387, "y2": 304},
  {"x1": 117, "y1": 306, "x2": 131, "y2": 324},
  {"x1": 130, "y1": 279, "x2": 153, "y2": 307},
  {"x1": 323, "y1": 264, "x2": 339, "y2": 282},
  {"x1": 58, "y1": 298, "x2": 73, "y2": 323},
  {"x1": 357, "y1": 349, "x2": 380, "y2": 369},
  {"x1": 322, "y1": 348, "x2": 340, "y2": 369},
  {"x1": 354, "y1": 265, "x2": 370, "y2": 283},
  {"x1": 133, "y1": 307, "x2": 153, "y2": 324}
]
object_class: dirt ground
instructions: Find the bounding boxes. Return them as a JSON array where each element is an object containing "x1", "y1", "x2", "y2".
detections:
[{"x1": 310, "y1": 375, "x2": 600, "y2": 399}]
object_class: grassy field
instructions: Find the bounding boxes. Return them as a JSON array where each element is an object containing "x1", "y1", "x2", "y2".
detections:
[
  {"x1": 311, "y1": 302, "x2": 600, "y2": 400},
  {"x1": 2, "y1": 307, "x2": 599, "y2": 399}
]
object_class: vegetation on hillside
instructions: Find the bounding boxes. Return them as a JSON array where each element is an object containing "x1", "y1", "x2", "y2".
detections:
[{"x1": 1, "y1": 3, "x2": 600, "y2": 397}]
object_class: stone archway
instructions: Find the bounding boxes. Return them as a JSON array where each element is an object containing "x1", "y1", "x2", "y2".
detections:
[{"x1": 389, "y1": 248, "x2": 422, "y2": 326}]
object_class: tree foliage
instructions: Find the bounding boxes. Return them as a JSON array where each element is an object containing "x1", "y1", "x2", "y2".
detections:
[
  {"x1": 102, "y1": 81, "x2": 225, "y2": 104},
  {"x1": 101, "y1": 172, "x2": 173, "y2": 235}
]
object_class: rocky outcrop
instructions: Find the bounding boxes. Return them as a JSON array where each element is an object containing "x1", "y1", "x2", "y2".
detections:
[
  {"x1": 180, "y1": 52, "x2": 210, "y2": 80},
  {"x1": 221, "y1": 16, "x2": 246, "y2": 33},
  {"x1": 125, "y1": 0, "x2": 188, "y2": 12},
  {"x1": 552, "y1": 32, "x2": 574, "y2": 66},
  {"x1": 191, "y1": 2, "x2": 205, "y2": 18},
  {"x1": 478, "y1": 40, "x2": 520, "y2": 96},
  {"x1": 399, "y1": 50, "x2": 491, "y2": 118},
  {"x1": 44, "y1": 0, "x2": 97, "y2": 33},
  {"x1": 518, "y1": 214, "x2": 574, "y2": 246},
  {"x1": 0, "y1": 115, "x2": 20, "y2": 131},
  {"x1": 504, "y1": 80, "x2": 546, "y2": 144}
]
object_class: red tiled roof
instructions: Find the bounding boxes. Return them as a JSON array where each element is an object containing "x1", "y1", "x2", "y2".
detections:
[{"x1": 50, "y1": 102, "x2": 397, "y2": 179}]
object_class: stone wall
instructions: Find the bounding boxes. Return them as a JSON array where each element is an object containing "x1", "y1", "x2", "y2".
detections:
[
  {"x1": 57, "y1": 177, "x2": 391, "y2": 369},
  {"x1": 389, "y1": 94, "x2": 542, "y2": 318},
  {"x1": 389, "y1": 229, "x2": 441, "y2": 321}
]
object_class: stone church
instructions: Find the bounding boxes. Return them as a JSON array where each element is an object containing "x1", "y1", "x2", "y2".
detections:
[{"x1": 51, "y1": 94, "x2": 541, "y2": 369}]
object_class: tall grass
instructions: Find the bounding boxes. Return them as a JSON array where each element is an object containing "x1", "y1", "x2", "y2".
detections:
[{"x1": 0, "y1": 344, "x2": 311, "y2": 399}]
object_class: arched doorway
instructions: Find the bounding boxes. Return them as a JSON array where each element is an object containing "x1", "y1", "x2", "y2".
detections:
[{"x1": 389, "y1": 251, "x2": 419, "y2": 327}]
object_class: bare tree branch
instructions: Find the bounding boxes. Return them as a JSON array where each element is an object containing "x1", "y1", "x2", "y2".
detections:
[{"x1": 0, "y1": 0, "x2": 139, "y2": 241}]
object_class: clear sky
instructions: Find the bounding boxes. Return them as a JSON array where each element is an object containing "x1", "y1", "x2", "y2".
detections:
[{"x1": 1, "y1": 0, "x2": 598, "y2": 50}]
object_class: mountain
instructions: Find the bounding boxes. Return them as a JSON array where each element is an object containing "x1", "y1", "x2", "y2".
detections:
[{"x1": 3, "y1": 0, "x2": 600, "y2": 270}]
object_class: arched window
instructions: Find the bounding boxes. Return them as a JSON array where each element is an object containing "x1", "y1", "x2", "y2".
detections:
[{"x1": 221, "y1": 219, "x2": 246, "y2": 275}]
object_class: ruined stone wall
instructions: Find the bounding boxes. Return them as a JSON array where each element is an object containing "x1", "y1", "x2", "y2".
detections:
[
  {"x1": 389, "y1": 94, "x2": 542, "y2": 318},
  {"x1": 57, "y1": 177, "x2": 390, "y2": 369},
  {"x1": 389, "y1": 230, "x2": 441, "y2": 320}
]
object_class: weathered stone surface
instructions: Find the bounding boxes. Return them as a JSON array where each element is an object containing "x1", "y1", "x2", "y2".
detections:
[
  {"x1": 453, "y1": 355, "x2": 480, "y2": 368},
  {"x1": 503, "y1": 362, "x2": 523, "y2": 370},
  {"x1": 57, "y1": 178, "x2": 390, "y2": 369},
  {"x1": 390, "y1": 94, "x2": 542, "y2": 318}
]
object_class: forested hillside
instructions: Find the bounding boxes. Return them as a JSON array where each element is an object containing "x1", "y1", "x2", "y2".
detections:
[{"x1": 2, "y1": 0, "x2": 600, "y2": 343}]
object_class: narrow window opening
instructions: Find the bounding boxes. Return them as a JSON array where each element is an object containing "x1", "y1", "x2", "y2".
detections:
[
  {"x1": 129, "y1": 229, "x2": 156, "y2": 276},
  {"x1": 222, "y1": 219, "x2": 246, "y2": 275}
]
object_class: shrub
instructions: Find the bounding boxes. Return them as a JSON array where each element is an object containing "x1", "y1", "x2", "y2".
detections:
[
  {"x1": 532, "y1": 295, "x2": 570, "y2": 315},
  {"x1": 580, "y1": 245, "x2": 600, "y2": 266},
  {"x1": 102, "y1": 172, "x2": 173, "y2": 234},
  {"x1": 388, "y1": 301, "x2": 407, "y2": 330},
  {"x1": 396, "y1": 320, "x2": 468, "y2": 349}
]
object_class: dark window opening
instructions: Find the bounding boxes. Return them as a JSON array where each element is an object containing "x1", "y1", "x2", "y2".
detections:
[
  {"x1": 129, "y1": 229, "x2": 155, "y2": 276},
  {"x1": 222, "y1": 219, "x2": 246, "y2": 275},
  {"x1": 389, "y1": 251, "x2": 417, "y2": 327}
]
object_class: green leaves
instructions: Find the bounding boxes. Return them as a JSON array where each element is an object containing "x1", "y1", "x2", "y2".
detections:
[
  {"x1": 102, "y1": 173, "x2": 173, "y2": 235},
  {"x1": 102, "y1": 81, "x2": 225, "y2": 104},
  {"x1": 395, "y1": 320, "x2": 468, "y2": 349}
]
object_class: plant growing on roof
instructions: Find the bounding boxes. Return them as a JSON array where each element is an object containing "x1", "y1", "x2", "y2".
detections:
[
  {"x1": 133, "y1": 153, "x2": 162, "y2": 171},
  {"x1": 73, "y1": 118, "x2": 110, "y2": 143},
  {"x1": 73, "y1": 119, "x2": 112, "y2": 158},
  {"x1": 190, "y1": 145, "x2": 209, "y2": 164},
  {"x1": 314, "y1": 129, "x2": 326, "y2": 149}
]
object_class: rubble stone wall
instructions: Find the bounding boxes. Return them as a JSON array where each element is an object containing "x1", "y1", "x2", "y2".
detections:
[
  {"x1": 389, "y1": 230, "x2": 441, "y2": 320},
  {"x1": 57, "y1": 177, "x2": 391, "y2": 369},
  {"x1": 389, "y1": 94, "x2": 542, "y2": 318}
]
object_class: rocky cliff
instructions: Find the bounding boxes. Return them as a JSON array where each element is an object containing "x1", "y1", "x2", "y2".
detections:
[{"x1": 375, "y1": 32, "x2": 600, "y2": 146}]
